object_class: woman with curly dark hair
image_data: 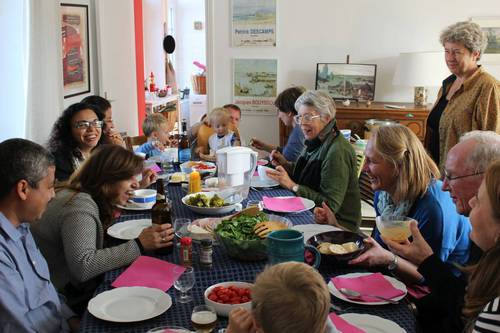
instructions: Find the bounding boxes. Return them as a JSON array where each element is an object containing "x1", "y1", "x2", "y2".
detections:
[{"x1": 47, "y1": 102, "x2": 105, "y2": 181}]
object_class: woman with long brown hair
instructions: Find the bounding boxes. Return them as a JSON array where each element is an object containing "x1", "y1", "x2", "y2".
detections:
[{"x1": 31, "y1": 145, "x2": 174, "y2": 314}]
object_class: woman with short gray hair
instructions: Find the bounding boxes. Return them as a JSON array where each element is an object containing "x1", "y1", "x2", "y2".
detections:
[
  {"x1": 426, "y1": 21, "x2": 500, "y2": 169},
  {"x1": 267, "y1": 90, "x2": 361, "y2": 231}
]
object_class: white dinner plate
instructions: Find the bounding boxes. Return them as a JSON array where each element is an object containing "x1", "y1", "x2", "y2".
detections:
[
  {"x1": 339, "y1": 313, "x2": 406, "y2": 332},
  {"x1": 328, "y1": 272, "x2": 407, "y2": 305},
  {"x1": 250, "y1": 176, "x2": 280, "y2": 188},
  {"x1": 116, "y1": 201, "x2": 155, "y2": 211},
  {"x1": 107, "y1": 219, "x2": 152, "y2": 240},
  {"x1": 263, "y1": 196, "x2": 315, "y2": 214},
  {"x1": 292, "y1": 224, "x2": 340, "y2": 244},
  {"x1": 88, "y1": 287, "x2": 172, "y2": 322}
]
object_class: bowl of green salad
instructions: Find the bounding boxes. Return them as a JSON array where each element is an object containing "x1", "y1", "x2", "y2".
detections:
[{"x1": 214, "y1": 212, "x2": 292, "y2": 261}]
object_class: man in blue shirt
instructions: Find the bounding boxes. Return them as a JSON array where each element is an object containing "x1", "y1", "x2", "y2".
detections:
[{"x1": 0, "y1": 138, "x2": 77, "y2": 332}]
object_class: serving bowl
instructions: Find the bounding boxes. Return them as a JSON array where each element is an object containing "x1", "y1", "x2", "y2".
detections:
[
  {"x1": 204, "y1": 281, "x2": 253, "y2": 316},
  {"x1": 181, "y1": 191, "x2": 242, "y2": 216},
  {"x1": 130, "y1": 189, "x2": 157, "y2": 207},
  {"x1": 180, "y1": 161, "x2": 216, "y2": 175},
  {"x1": 215, "y1": 214, "x2": 292, "y2": 261},
  {"x1": 306, "y1": 230, "x2": 366, "y2": 263}
]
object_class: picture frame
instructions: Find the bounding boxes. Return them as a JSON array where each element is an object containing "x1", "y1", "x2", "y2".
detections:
[
  {"x1": 315, "y1": 63, "x2": 377, "y2": 101},
  {"x1": 60, "y1": 3, "x2": 91, "y2": 98},
  {"x1": 471, "y1": 17, "x2": 500, "y2": 63},
  {"x1": 231, "y1": 0, "x2": 276, "y2": 47}
]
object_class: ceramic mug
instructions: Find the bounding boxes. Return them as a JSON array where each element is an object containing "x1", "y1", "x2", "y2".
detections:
[{"x1": 267, "y1": 229, "x2": 321, "y2": 268}]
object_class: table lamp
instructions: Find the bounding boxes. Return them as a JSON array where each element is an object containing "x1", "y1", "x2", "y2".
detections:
[{"x1": 392, "y1": 52, "x2": 449, "y2": 106}]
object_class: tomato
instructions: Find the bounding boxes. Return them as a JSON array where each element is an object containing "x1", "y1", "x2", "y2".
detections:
[{"x1": 208, "y1": 285, "x2": 252, "y2": 304}]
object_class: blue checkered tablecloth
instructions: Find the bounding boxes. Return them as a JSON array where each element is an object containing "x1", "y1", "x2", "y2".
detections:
[{"x1": 80, "y1": 184, "x2": 417, "y2": 333}]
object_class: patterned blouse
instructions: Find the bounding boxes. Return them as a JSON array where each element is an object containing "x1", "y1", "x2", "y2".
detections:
[{"x1": 427, "y1": 66, "x2": 500, "y2": 169}]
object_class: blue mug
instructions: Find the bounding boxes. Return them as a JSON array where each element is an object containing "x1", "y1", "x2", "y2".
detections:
[{"x1": 267, "y1": 229, "x2": 321, "y2": 268}]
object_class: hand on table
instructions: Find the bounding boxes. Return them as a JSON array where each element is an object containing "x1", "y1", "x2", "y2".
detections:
[
  {"x1": 349, "y1": 237, "x2": 394, "y2": 267},
  {"x1": 226, "y1": 307, "x2": 257, "y2": 333},
  {"x1": 266, "y1": 165, "x2": 296, "y2": 190},
  {"x1": 382, "y1": 221, "x2": 433, "y2": 266},
  {"x1": 138, "y1": 223, "x2": 174, "y2": 250},
  {"x1": 250, "y1": 137, "x2": 273, "y2": 153},
  {"x1": 139, "y1": 169, "x2": 157, "y2": 188},
  {"x1": 314, "y1": 202, "x2": 341, "y2": 228}
]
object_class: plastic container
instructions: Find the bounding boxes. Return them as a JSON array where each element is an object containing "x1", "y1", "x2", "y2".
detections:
[{"x1": 188, "y1": 171, "x2": 202, "y2": 193}]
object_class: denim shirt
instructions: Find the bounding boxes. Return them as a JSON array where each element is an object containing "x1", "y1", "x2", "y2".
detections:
[
  {"x1": 0, "y1": 213, "x2": 71, "y2": 333},
  {"x1": 281, "y1": 125, "x2": 305, "y2": 162}
]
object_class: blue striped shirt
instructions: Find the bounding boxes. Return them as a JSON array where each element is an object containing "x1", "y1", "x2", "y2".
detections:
[{"x1": 0, "y1": 213, "x2": 72, "y2": 332}]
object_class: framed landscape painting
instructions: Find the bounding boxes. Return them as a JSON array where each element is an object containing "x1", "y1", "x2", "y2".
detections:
[
  {"x1": 471, "y1": 17, "x2": 500, "y2": 63},
  {"x1": 315, "y1": 63, "x2": 377, "y2": 101}
]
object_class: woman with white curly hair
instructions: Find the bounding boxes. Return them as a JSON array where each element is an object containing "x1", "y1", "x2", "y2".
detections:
[{"x1": 426, "y1": 21, "x2": 500, "y2": 169}]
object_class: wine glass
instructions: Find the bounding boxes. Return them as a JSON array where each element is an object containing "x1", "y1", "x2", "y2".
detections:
[
  {"x1": 174, "y1": 218, "x2": 191, "y2": 241},
  {"x1": 174, "y1": 266, "x2": 195, "y2": 303},
  {"x1": 191, "y1": 305, "x2": 217, "y2": 333}
]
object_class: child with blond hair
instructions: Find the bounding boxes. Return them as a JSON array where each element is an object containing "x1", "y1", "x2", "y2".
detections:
[
  {"x1": 226, "y1": 262, "x2": 332, "y2": 333},
  {"x1": 135, "y1": 113, "x2": 172, "y2": 158},
  {"x1": 200, "y1": 107, "x2": 240, "y2": 161}
]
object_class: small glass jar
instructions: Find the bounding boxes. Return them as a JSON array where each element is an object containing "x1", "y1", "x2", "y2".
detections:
[{"x1": 199, "y1": 238, "x2": 213, "y2": 268}]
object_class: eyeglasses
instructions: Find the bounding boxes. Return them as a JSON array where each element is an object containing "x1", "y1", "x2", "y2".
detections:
[
  {"x1": 73, "y1": 120, "x2": 103, "y2": 129},
  {"x1": 293, "y1": 114, "x2": 320, "y2": 124},
  {"x1": 443, "y1": 170, "x2": 484, "y2": 182}
]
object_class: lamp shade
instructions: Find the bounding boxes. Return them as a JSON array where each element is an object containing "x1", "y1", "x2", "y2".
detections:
[{"x1": 393, "y1": 52, "x2": 449, "y2": 87}]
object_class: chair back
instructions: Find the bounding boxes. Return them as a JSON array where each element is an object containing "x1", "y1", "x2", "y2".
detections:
[{"x1": 124, "y1": 135, "x2": 147, "y2": 151}]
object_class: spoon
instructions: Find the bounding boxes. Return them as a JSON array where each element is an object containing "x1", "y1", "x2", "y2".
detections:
[{"x1": 339, "y1": 288, "x2": 399, "y2": 304}]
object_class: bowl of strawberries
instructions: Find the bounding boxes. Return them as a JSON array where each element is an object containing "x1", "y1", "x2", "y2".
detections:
[{"x1": 204, "y1": 281, "x2": 253, "y2": 316}]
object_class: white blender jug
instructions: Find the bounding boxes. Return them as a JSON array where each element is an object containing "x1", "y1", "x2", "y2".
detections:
[{"x1": 216, "y1": 146, "x2": 258, "y2": 201}]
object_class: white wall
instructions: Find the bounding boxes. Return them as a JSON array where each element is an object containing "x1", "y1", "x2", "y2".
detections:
[
  {"x1": 143, "y1": 0, "x2": 166, "y2": 89},
  {"x1": 208, "y1": 0, "x2": 500, "y2": 147}
]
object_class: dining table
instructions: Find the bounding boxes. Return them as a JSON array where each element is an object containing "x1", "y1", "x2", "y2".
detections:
[{"x1": 80, "y1": 182, "x2": 418, "y2": 333}]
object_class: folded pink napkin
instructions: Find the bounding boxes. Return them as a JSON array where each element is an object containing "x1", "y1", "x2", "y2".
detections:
[
  {"x1": 262, "y1": 196, "x2": 305, "y2": 212},
  {"x1": 112, "y1": 256, "x2": 185, "y2": 291},
  {"x1": 331, "y1": 273, "x2": 405, "y2": 303},
  {"x1": 329, "y1": 313, "x2": 366, "y2": 333},
  {"x1": 150, "y1": 164, "x2": 162, "y2": 173},
  {"x1": 253, "y1": 170, "x2": 259, "y2": 176},
  {"x1": 406, "y1": 284, "x2": 430, "y2": 299},
  {"x1": 257, "y1": 160, "x2": 268, "y2": 166}
]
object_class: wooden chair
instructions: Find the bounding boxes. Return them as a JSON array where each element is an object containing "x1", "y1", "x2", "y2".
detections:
[
  {"x1": 355, "y1": 151, "x2": 376, "y2": 233},
  {"x1": 124, "y1": 135, "x2": 147, "y2": 151}
]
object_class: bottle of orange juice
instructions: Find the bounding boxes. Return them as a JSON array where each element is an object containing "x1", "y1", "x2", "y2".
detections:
[{"x1": 188, "y1": 171, "x2": 201, "y2": 193}]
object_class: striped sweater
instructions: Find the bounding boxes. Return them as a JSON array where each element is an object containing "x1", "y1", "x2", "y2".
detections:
[{"x1": 474, "y1": 297, "x2": 500, "y2": 333}]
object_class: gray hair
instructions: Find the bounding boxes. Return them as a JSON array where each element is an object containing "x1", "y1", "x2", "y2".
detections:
[
  {"x1": 142, "y1": 113, "x2": 167, "y2": 137},
  {"x1": 294, "y1": 90, "x2": 337, "y2": 119},
  {"x1": 459, "y1": 131, "x2": 500, "y2": 173},
  {"x1": 0, "y1": 138, "x2": 55, "y2": 199},
  {"x1": 440, "y1": 21, "x2": 487, "y2": 60}
]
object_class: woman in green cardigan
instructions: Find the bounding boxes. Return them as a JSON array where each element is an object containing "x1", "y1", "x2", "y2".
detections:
[{"x1": 267, "y1": 90, "x2": 361, "y2": 231}]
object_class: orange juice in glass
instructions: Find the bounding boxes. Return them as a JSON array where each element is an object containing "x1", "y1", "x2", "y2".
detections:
[{"x1": 376, "y1": 216, "x2": 414, "y2": 242}]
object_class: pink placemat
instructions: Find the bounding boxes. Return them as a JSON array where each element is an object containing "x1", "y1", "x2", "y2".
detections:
[
  {"x1": 112, "y1": 256, "x2": 185, "y2": 291},
  {"x1": 150, "y1": 164, "x2": 162, "y2": 173},
  {"x1": 329, "y1": 313, "x2": 366, "y2": 333},
  {"x1": 331, "y1": 273, "x2": 405, "y2": 303},
  {"x1": 262, "y1": 196, "x2": 305, "y2": 212}
]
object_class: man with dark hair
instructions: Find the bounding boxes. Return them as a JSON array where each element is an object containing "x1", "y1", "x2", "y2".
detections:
[{"x1": 0, "y1": 139, "x2": 77, "y2": 332}]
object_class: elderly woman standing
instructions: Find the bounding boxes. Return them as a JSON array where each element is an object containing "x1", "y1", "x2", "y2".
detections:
[
  {"x1": 267, "y1": 90, "x2": 361, "y2": 231},
  {"x1": 426, "y1": 21, "x2": 500, "y2": 168}
]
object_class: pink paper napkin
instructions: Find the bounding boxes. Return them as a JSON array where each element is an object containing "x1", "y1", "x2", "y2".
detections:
[
  {"x1": 331, "y1": 273, "x2": 405, "y2": 303},
  {"x1": 257, "y1": 160, "x2": 268, "y2": 166},
  {"x1": 406, "y1": 284, "x2": 430, "y2": 299},
  {"x1": 150, "y1": 164, "x2": 162, "y2": 173},
  {"x1": 253, "y1": 170, "x2": 259, "y2": 176},
  {"x1": 262, "y1": 196, "x2": 305, "y2": 212},
  {"x1": 329, "y1": 313, "x2": 366, "y2": 333},
  {"x1": 112, "y1": 256, "x2": 185, "y2": 291}
]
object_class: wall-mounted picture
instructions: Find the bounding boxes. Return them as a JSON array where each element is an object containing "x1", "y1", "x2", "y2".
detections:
[
  {"x1": 315, "y1": 63, "x2": 377, "y2": 101},
  {"x1": 471, "y1": 17, "x2": 500, "y2": 63},
  {"x1": 233, "y1": 58, "x2": 277, "y2": 115},
  {"x1": 232, "y1": 0, "x2": 276, "y2": 47},
  {"x1": 60, "y1": 3, "x2": 90, "y2": 98}
]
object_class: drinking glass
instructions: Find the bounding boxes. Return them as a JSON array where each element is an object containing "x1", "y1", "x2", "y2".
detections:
[
  {"x1": 246, "y1": 200, "x2": 262, "y2": 210},
  {"x1": 174, "y1": 266, "x2": 195, "y2": 303},
  {"x1": 191, "y1": 304, "x2": 217, "y2": 333},
  {"x1": 174, "y1": 218, "x2": 191, "y2": 240}
]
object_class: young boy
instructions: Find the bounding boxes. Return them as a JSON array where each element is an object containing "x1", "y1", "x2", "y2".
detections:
[
  {"x1": 200, "y1": 108, "x2": 240, "y2": 161},
  {"x1": 135, "y1": 113, "x2": 172, "y2": 158},
  {"x1": 226, "y1": 262, "x2": 331, "y2": 333}
]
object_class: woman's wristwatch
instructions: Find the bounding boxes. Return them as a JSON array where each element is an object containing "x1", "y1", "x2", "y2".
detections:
[
  {"x1": 387, "y1": 253, "x2": 398, "y2": 271},
  {"x1": 292, "y1": 184, "x2": 299, "y2": 193}
]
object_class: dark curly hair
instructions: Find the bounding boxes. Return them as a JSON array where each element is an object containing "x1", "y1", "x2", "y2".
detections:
[{"x1": 47, "y1": 102, "x2": 105, "y2": 154}]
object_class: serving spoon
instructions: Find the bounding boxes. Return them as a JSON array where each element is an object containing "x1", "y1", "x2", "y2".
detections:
[{"x1": 339, "y1": 288, "x2": 399, "y2": 304}]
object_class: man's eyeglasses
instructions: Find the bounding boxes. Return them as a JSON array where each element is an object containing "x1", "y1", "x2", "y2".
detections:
[
  {"x1": 443, "y1": 170, "x2": 484, "y2": 182},
  {"x1": 293, "y1": 114, "x2": 320, "y2": 124},
  {"x1": 73, "y1": 120, "x2": 103, "y2": 129}
]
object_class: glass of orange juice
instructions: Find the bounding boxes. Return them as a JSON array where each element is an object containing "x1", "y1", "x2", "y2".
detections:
[{"x1": 376, "y1": 215, "x2": 414, "y2": 242}]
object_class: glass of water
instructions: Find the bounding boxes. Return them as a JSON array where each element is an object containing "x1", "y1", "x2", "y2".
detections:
[
  {"x1": 174, "y1": 218, "x2": 191, "y2": 240},
  {"x1": 174, "y1": 266, "x2": 195, "y2": 303}
]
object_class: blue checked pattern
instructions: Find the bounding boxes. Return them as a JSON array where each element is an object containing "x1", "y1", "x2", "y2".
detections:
[{"x1": 80, "y1": 184, "x2": 417, "y2": 333}]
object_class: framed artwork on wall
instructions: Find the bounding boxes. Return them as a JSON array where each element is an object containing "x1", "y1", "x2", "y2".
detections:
[
  {"x1": 315, "y1": 63, "x2": 377, "y2": 101},
  {"x1": 60, "y1": 3, "x2": 91, "y2": 98},
  {"x1": 233, "y1": 58, "x2": 277, "y2": 115},
  {"x1": 231, "y1": 0, "x2": 276, "y2": 47},
  {"x1": 471, "y1": 17, "x2": 500, "y2": 63}
]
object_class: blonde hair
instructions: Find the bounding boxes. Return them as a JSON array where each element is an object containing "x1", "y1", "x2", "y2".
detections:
[
  {"x1": 208, "y1": 107, "x2": 231, "y2": 126},
  {"x1": 252, "y1": 262, "x2": 330, "y2": 333},
  {"x1": 142, "y1": 113, "x2": 167, "y2": 137},
  {"x1": 372, "y1": 124, "x2": 440, "y2": 203}
]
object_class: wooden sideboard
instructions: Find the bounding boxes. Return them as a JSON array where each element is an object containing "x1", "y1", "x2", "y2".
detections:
[{"x1": 279, "y1": 102, "x2": 431, "y2": 146}]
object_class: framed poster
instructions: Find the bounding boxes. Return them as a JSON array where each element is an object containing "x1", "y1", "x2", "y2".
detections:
[
  {"x1": 315, "y1": 63, "x2": 377, "y2": 101},
  {"x1": 233, "y1": 59, "x2": 277, "y2": 115},
  {"x1": 232, "y1": 0, "x2": 276, "y2": 47},
  {"x1": 60, "y1": 3, "x2": 90, "y2": 98},
  {"x1": 471, "y1": 17, "x2": 500, "y2": 63}
]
